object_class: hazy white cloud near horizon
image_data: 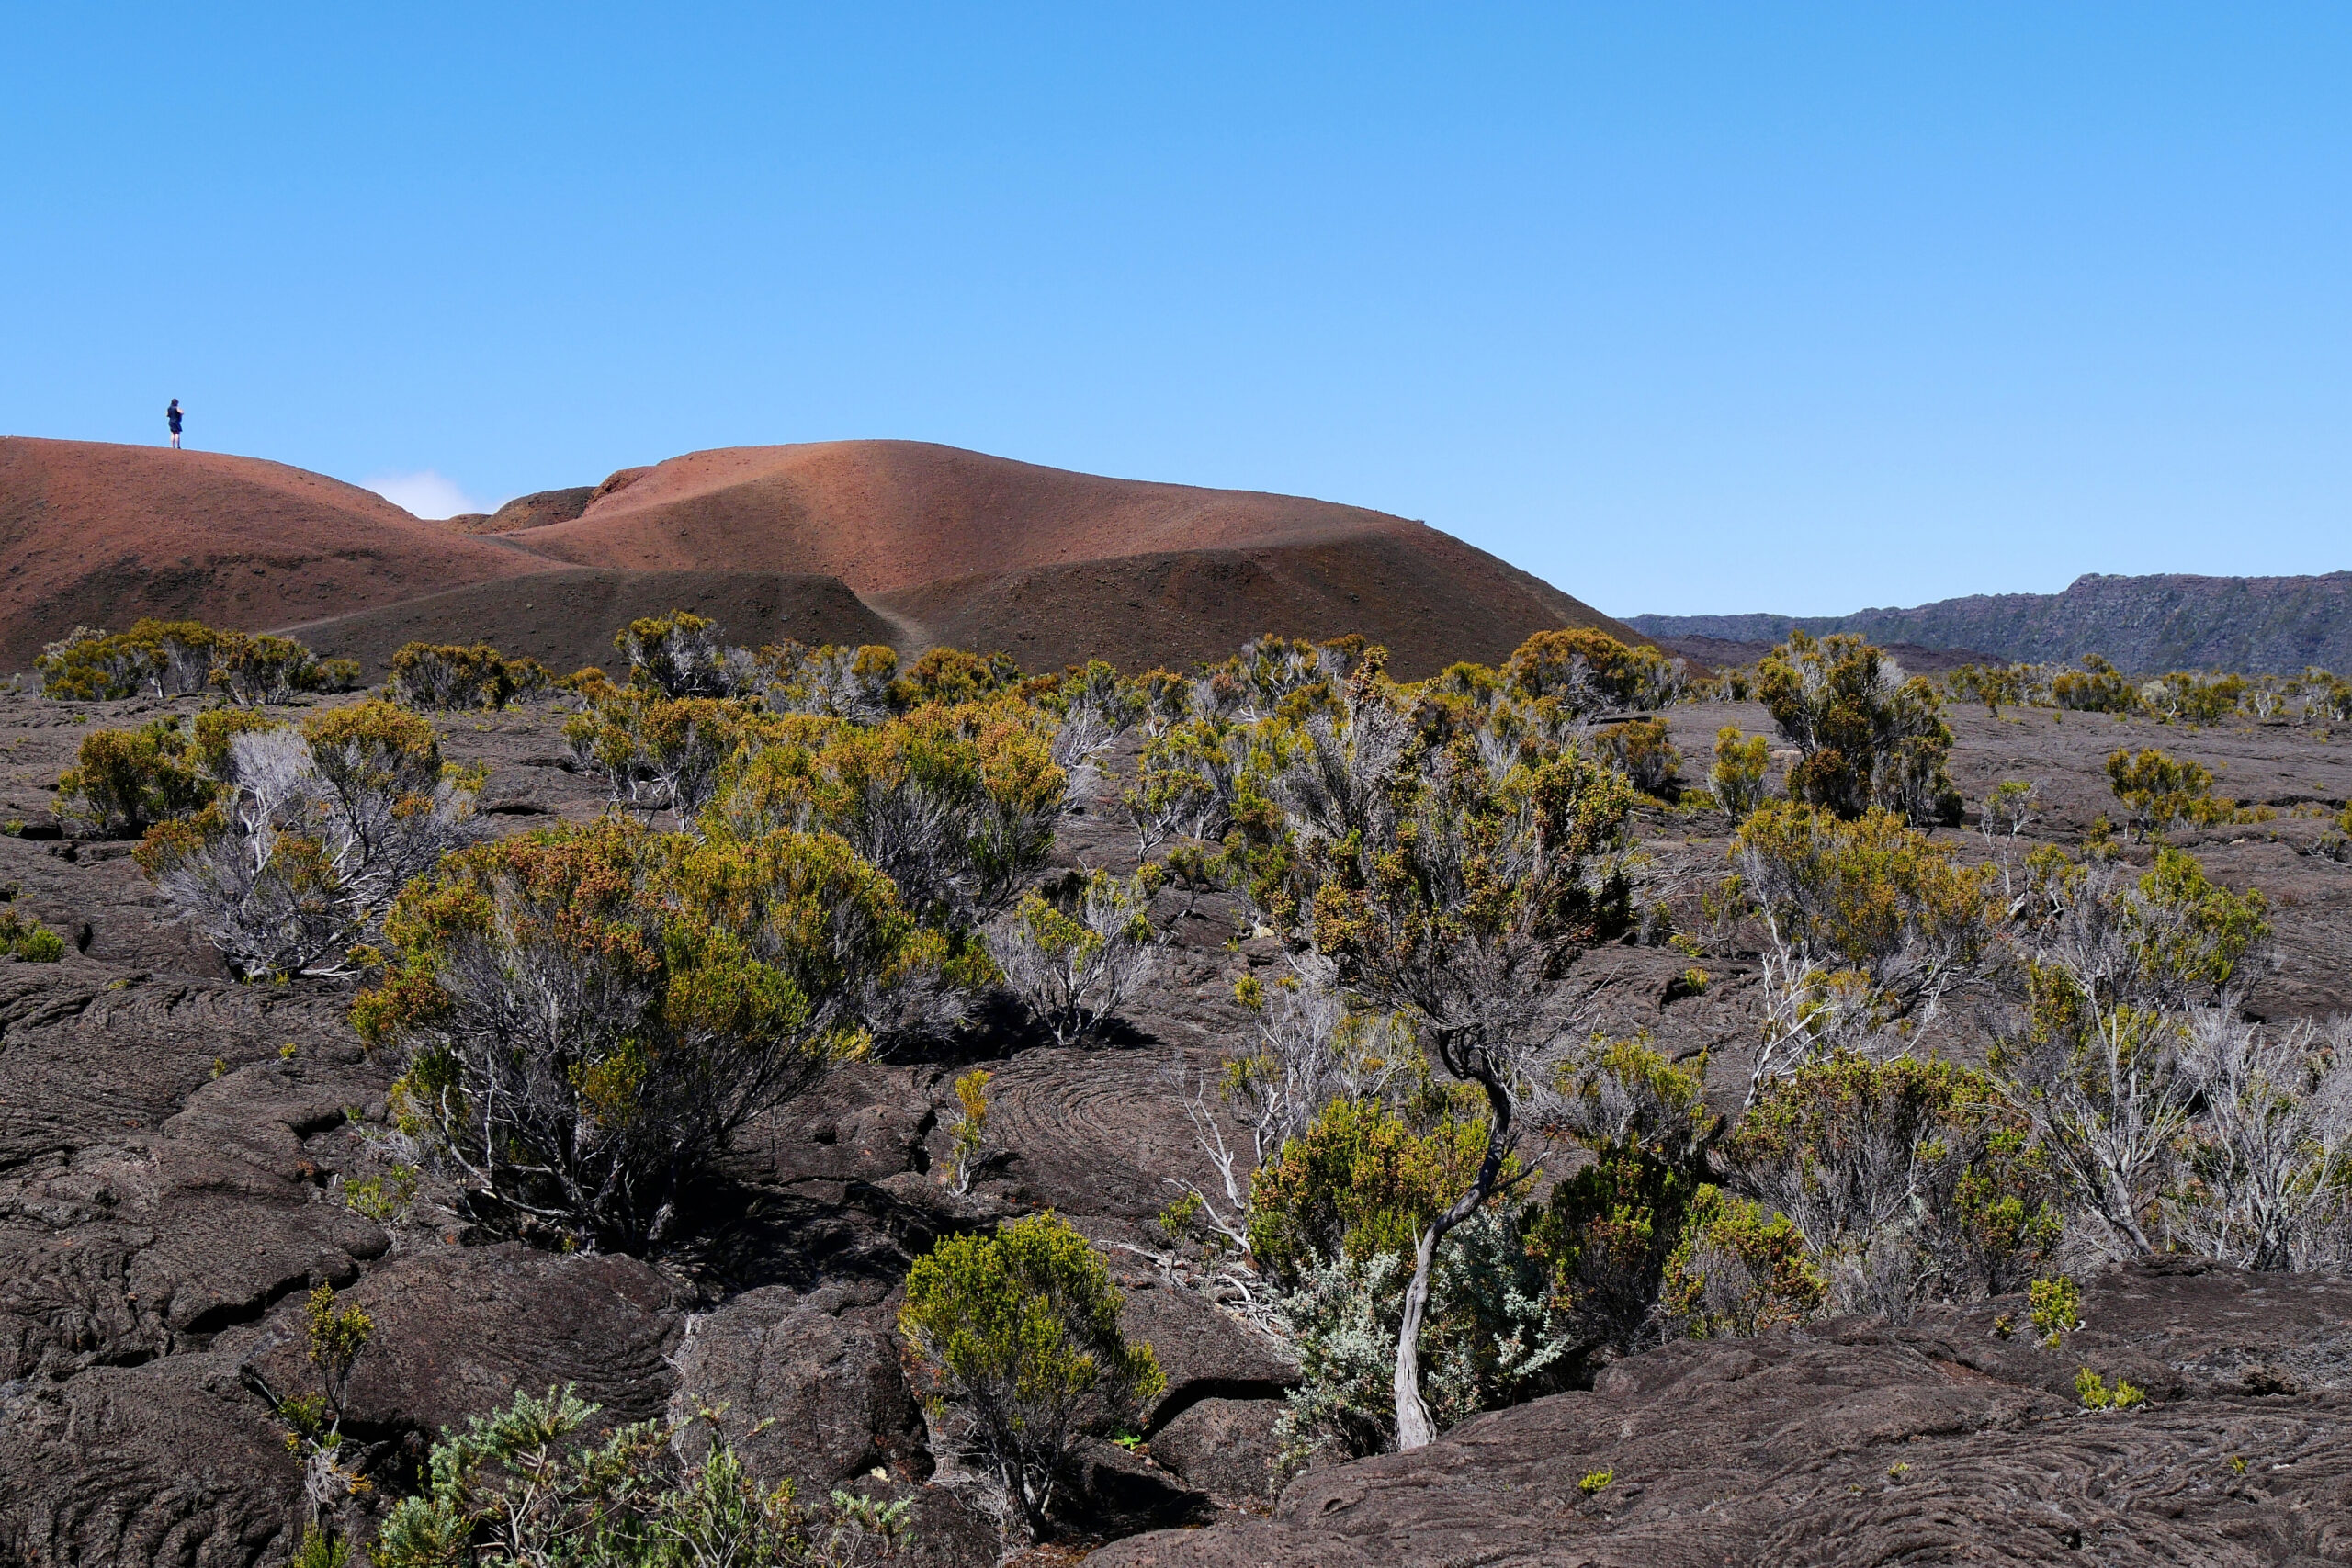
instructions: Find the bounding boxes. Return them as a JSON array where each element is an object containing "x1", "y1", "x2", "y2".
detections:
[{"x1": 363, "y1": 469, "x2": 498, "y2": 519}]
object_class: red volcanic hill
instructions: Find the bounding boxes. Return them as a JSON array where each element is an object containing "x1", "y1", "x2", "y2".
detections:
[
  {"x1": 501, "y1": 441, "x2": 1645, "y2": 676},
  {"x1": 0, "y1": 438, "x2": 541, "y2": 670},
  {"x1": 1, "y1": 436, "x2": 1652, "y2": 680}
]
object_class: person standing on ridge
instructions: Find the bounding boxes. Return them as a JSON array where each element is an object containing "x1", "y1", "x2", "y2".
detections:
[{"x1": 166, "y1": 399, "x2": 184, "y2": 449}]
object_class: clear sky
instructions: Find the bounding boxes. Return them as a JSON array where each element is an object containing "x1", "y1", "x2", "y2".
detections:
[{"x1": 6, "y1": 5, "x2": 2346, "y2": 617}]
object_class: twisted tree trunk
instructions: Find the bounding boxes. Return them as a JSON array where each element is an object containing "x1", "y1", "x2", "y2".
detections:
[{"x1": 1393, "y1": 1069, "x2": 1514, "y2": 1450}]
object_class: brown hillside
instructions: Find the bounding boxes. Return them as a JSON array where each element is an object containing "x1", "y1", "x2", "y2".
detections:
[
  {"x1": 0, "y1": 438, "x2": 540, "y2": 670},
  {"x1": 283, "y1": 569, "x2": 897, "y2": 678},
  {"x1": 495, "y1": 440, "x2": 1652, "y2": 675},
  {"x1": 512, "y1": 441, "x2": 1467, "y2": 590},
  {"x1": 1, "y1": 436, "x2": 1658, "y2": 682},
  {"x1": 876, "y1": 532, "x2": 1644, "y2": 681}
]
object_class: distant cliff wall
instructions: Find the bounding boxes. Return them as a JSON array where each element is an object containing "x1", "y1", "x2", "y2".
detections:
[{"x1": 1628, "y1": 571, "x2": 2352, "y2": 674}]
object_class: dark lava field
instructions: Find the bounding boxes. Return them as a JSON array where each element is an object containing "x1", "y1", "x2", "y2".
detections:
[{"x1": 5, "y1": 684, "x2": 2352, "y2": 1567}]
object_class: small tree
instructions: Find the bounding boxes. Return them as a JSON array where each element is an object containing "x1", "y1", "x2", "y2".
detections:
[
  {"x1": 136, "y1": 702, "x2": 484, "y2": 977},
  {"x1": 986, "y1": 868, "x2": 1159, "y2": 1046},
  {"x1": 947, "y1": 1068, "x2": 993, "y2": 1194},
  {"x1": 354, "y1": 817, "x2": 918, "y2": 1249},
  {"x1": 898, "y1": 1213, "x2": 1163, "y2": 1540},
  {"x1": 1232, "y1": 671, "x2": 1637, "y2": 1449},
  {"x1": 1754, "y1": 631, "x2": 1959, "y2": 825},
  {"x1": 256, "y1": 1284, "x2": 376, "y2": 1550}
]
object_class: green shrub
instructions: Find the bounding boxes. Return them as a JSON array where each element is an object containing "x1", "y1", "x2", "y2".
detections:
[
  {"x1": 137, "y1": 701, "x2": 485, "y2": 979},
  {"x1": 706, "y1": 696, "x2": 1067, "y2": 936},
  {"x1": 356, "y1": 816, "x2": 918, "y2": 1249},
  {"x1": 1659, "y1": 1186, "x2": 1825, "y2": 1337},
  {"x1": 1720, "y1": 1051, "x2": 2064, "y2": 1314},
  {"x1": 1946, "y1": 662, "x2": 2029, "y2": 715},
  {"x1": 985, "y1": 867, "x2": 1159, "y2": 1047},
  {"x1": 566, "y1": 690, "x2": 768, "y2": 829},
  {"x1": 0, "y1": 908, "x2": 67, "y2": 963},
  {"x1": 2104, "y1": 747, "x2": 2252, "y2": 840},
  {"x1": 35, "y1": 620, "x2": 223, "y2": 700},
  {"x1": 1726, "y1": 803, "x2": 1997, "y2": 1075},
  {"x1": 1756, "y1": 632, "x2": 1960, "y2": 825},
  {"x1": 342, "y1": 1165, "x2": 421, "y2": 1224},
  {"x1": 891, "y1": 647, "x2": 1021, "y2": 709},
  {"x1": 373, "y1": 1384, "x2": 910, "y2": 1568},
  {"x1": 1601, "y1": 717, "x2": 1680, "y2": 797},
  {"x1": 614, "y1": 610, "x2": 753, "y2": 698},
  {"x1": 2075, "y1": 1367, "x2": 2144, "y2": 1411},
  {"x1": 1503, "y1": 628, "x2": 1680, "y2": 713},
  {"x1": 2321, "y1": 801, "x2": 2352, "y2": 863},
  {"x1": 56, "y1": 719, "x2": 217, "y2": 837},
  {"x1": 1534, "y1": 1037, "x2": 1713, "y2": 1348},
  {"x1": 1708, "y1": 727, "x2": 1771, "y2": 818},
  {"x1": 2051, "y1": 655, "x2": 2138, "y2": 714},
  {"x1": 388, "y1": 642, "x2": 545, "y2": 710},
  {"x1": 1995, "y1": 845, "x2": 2267, "y2": 1256},
  {"x1": 2028, "y1": 1275, "x2": 2081, "y2": 1348},
  {"x1": 2139, "y1": 671, "x2": 2246, "y2": 725},
  {"x1": 898, "y1": 1213, "x2": 1162, "y2": 1538},
  {"x1": 209, "y1": 631, "x2": 350, "y2": 705}
]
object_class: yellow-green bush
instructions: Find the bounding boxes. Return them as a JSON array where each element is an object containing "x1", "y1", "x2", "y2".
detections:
[
  {"x1": 1601, "y1": 716, "x2": 1680, "y2": 797},
  {"x1": 1755, "y1": 632, "x2": 1960, "y2": 825},
  {"x1": 355, "y1": 815, "x2": 916, "y2": 1249},
  {"x1": 2104, "y1": 747, "x2": 2254, "y2": 840},
  {"x1": 899, "y1": 1213, "x2": 1162, "y2": 1539},
  {"x1": 56, "y1": 718, "x2": 216, "y2": 837},
  {"x1": 0, "y1": 907, "x2": 66, "y2": 963},
  {"x1": 1707, "y1": 727, "x2": 1771, "y2": 818},
  {"x1": 2051, "y1": 655, "x2": 2138, "y2": 714},
  {"x1": 1659, "y1": 1186, "x2": 1825, "y2": 1337},
  {"x1": 387, "y1": 641, "x2": 551, "y2": 710},
  {"x1": 1504, "y1": 627, "x2": 1679, "y2": 713}
]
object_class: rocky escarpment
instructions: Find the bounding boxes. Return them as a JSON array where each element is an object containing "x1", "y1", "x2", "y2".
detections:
[{"x1": 1629, "y1": 570, "x2": 2352, "y2": 675}]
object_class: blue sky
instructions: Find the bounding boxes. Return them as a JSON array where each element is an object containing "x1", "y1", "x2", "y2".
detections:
[{"x1": 5, "y1": 5, "x2": 2346, "y2": 617}]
